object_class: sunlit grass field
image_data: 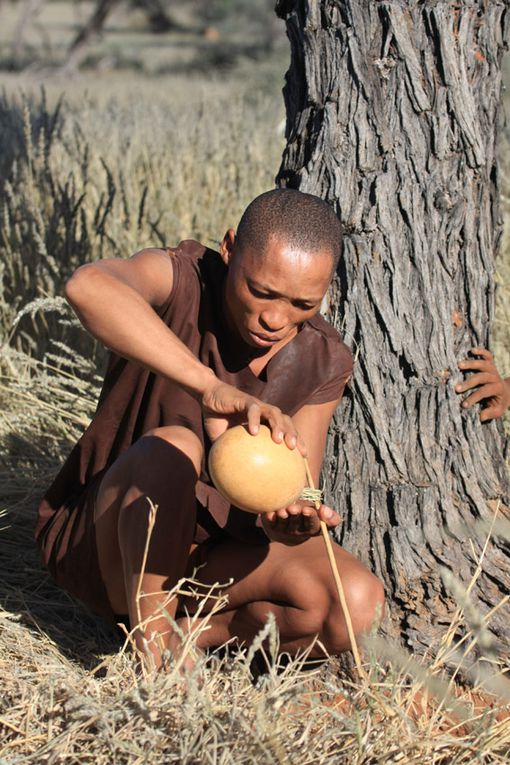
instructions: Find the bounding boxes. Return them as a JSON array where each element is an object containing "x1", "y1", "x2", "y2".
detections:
[{"x1": 0, "y1": 3, "x2": 509, "y2": 762}]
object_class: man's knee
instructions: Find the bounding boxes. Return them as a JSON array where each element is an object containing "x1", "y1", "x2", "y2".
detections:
[
  {"x1": 143, "y1": 425, "x2": 203, "y2": 475},
  {"x1": 99, "y1": 429, "x2": 200, "y2": 517},
  {"x1": 124, "y1": 426, "x2": 202, "y2": 485},
  {"x1": 278, "y1": 562, "x2": 330, "y2": 637},
  {"x1": 115, "y1": 436, "x2": 200, "y2": 568},
  {"x1": 347, "y1": 571, "x2": 385, "y2": 632},
  {"x1": 324, "y1": 569, "x2": 385, "y2": 653},
  {"x1": 274, "y1": 549, "x2": 384, "y2": 652}
]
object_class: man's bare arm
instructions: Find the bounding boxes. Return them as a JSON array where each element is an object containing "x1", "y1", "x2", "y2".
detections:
[
  {"x1": 292, "y1": 399, "x2": 339, "y2": 485},
  {"x1": 65, "y1": 249, "x2": 218, "y2": 398},
  {"x1": 65, "y1": 249, "x2": 300, "y2": 444}
]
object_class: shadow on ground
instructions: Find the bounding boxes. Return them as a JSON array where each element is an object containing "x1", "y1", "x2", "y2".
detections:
[{"x1": 0, "y1": 433, "x2": 121, "y2": 670}]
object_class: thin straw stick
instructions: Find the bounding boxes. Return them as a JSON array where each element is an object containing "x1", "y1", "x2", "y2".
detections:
[
  {"x1": 135, "y1": 500, "x2": 158, "y2": 627},
  {"x1": 304, "y1": 458, "x2": 366, "y2": 679},
  {"x1": 134, "y1": 499, "x2": 158, "y2": 675}
]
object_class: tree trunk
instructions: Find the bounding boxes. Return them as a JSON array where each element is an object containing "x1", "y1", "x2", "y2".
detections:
[
  {"x1": 11, "y1": 0, "x2": 45, "y2": 65},
  {"x1": 62, "y1": 0, "x2": 120, "y2": 71},
  {"x1": 62, "y1": 0, "x2": 175, "y2": 72},
  {"x1": 276, "y1": 0, "x2": 510, "y2": 655}
]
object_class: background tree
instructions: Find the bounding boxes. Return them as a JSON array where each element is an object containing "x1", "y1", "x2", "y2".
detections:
[
  {"x1": 276, "y1": 0, "x2": 509, "y2": 655},
  {"x1": 61, "y1": 0, "x2": 177, "y2": 71}
]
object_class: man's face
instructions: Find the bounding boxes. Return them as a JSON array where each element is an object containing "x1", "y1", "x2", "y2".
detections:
[{"x1": 221, "y1": 231, "x2": 334, "y2": 350}]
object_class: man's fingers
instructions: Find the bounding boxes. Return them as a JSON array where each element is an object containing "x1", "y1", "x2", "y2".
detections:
[
  {"x1": 283, "y1": 430, "x2": 298, "y2": 450},
  {"x1": 480, "y1": 404, "x2": 503, "y2": 423},
  {"x1": 455, "y1": 373, "x2": 496, "y2": 393},
  {"x1": 279, "y1": 414, "x2": 299, "y2": 450},
  {"x1": 319, "y1": 504, "x2": 341, "y2": 526},
  {"x1": 272, "y1": 512, "x2": 314, "y2": 535},
  {"x1": 458, "y1": 359, "x2": 495, "y2": 373},
  {"x1": 263, "y1": 408, "x2": 301, "y2": 450},
  {"x1": 281, "y1": 414, "x2": 302, "y2": 452},
  {"x1": 276, "y1": 503, "x2": 340, "y2": 527},
  {"x1": 264, "y1": 503, "x2": 344, "y2": 542},
  {"x1": 274, "y1": 504, "x2": 315, "y2": 527},
  {"x1": 246, "y1": 402, "x2": 261, "y2": 435},
  {"x1": 462, "y1": 384, "x2": 500, "y2": 409},
  {"x1": 204, "y1": 388, "x2": 307, "y2": 461},
  {"x1": 470, "y1": 347, "x2": 493, "y2": 361},
  {"x1": 224, "y1": 394, "x2": 303, "y2": 456},
  {"x1": 294, "y1": 433, "x2": 308, "y2": 458},
  {"x1": 261, "y1": 410, "x2": 284, "y2": 443}
]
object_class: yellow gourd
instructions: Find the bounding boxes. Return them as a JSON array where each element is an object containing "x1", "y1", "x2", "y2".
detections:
[{"x1": 208, "y1": 424, "x2": 306, "y2": 514}]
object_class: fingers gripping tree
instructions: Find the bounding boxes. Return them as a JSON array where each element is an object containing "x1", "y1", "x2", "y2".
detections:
[{"x1": 276, "y1": 0, "x2": 509, "y2": 654}]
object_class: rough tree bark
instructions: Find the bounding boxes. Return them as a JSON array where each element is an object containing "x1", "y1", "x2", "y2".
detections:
[{"x1": 276, "y1": 0, "x2": 510, "y2": 655}]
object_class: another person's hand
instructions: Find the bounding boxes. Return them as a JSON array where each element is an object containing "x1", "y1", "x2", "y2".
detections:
[
  {"x1": 456, "y1": 347, "x2": 510, "y2": 422},
  {"x1": 201, "y1": 379, "x2": 306, "y2": 454},
  {"x1": 261, "y1": 501, "x2": 341, "y2": 545}
]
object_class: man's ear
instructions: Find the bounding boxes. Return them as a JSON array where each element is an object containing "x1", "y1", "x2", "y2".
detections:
[{"x1": 219, "y1": 228, "x2": 236, "y2": 266}]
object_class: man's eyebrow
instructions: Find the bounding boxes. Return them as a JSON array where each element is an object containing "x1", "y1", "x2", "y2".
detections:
[
  {"x1": 247, "y1": 279, "x2": 280, "y2": 294},
  {"x1": 247, "y1": 279, "x2": 320, "y2": 304}
]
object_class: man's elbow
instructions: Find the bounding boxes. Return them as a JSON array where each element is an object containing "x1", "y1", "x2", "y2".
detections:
[{"x1": 64, "y1": 263, "x2": 101, "y2": 311}]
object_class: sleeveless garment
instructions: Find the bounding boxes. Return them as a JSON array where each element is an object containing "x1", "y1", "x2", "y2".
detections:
[{"x1": 36, "y1": 241, "x2": 353, "y2": 620}]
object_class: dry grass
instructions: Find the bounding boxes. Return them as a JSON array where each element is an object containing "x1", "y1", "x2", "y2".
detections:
[
  {"x1": 0, "y1": 49, "x2": 510, "y2": 765},
  {"x1": 1, "y1": 499, "x2": 509, "y2": 764},
  {"x1": 0, "y1": 80, "x2": 284, "y2": 364}
]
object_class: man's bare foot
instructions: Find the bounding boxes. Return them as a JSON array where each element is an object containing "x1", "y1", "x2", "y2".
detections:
[
  {"x1": 128, "y1": 617, "x2": 203, "y2": 676},
  {"x1": 164, "y1": 622, "x2": 203, "y2": 675}
]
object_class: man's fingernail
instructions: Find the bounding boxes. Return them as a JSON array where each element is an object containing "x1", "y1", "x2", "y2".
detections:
[{"x1": 323, "y1": 507, "x2": 333, "y2": 519}]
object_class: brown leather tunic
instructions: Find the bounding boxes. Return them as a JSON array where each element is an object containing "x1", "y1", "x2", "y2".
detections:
[{"x1": 36, "y1": 241, "x2": 353, "y2": 620}]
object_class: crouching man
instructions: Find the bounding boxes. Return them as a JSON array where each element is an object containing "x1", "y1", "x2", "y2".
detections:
[{"x1": 37, "y1": 189, "x2": 385, "y2": 668}]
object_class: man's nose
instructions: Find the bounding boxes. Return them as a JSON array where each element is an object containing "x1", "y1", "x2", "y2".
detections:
[{"x1": 260, "y1": 308, "x2": 287, "y2": 332}]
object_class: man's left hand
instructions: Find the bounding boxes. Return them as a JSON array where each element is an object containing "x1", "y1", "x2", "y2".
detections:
[
  {"x1": 261, "y1": 501, "x2": 341, "y2": 545},
  {"x1": 456, "y1": 347, "x2": 510, "y2": 422}
]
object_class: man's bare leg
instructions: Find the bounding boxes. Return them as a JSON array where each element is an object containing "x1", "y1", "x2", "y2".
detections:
[
  {"x1": 179, "y1": 537, "x2": 385, "y2": 658},
  {"x1": 94, "y1": 426, "x2": 203, "y2": 667},
  {"x1": 93, "y1": 425, "x2": 383, "y2": 667}
]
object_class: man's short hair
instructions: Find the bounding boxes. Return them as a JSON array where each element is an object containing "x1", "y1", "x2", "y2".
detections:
[{"x1": 236, "y1": 189, "x2": 342, "y2": 268}]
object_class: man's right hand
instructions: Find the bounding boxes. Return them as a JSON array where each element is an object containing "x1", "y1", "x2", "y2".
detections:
[{"x1": 201, "y1": 379, "x2": 306, "y2": 454}]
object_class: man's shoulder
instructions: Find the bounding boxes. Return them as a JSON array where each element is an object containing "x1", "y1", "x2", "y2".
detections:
[
  {"x1": 158, "y1": 240, "x2": 224, "y2": 316},
  {"x1": 306, "y1": 313, "x2": 353, "y2": 368},
  {"x1": 166, "y1": 240, "x2": 223, "y2": 284},
  {"x1": 168, "y1": 239, "x2": 219, "y2": 263},
  {"x1": 291, "y1": 314, "x2": 352, "y2": 407},
  {"x1": 168, "y1": 239, "x2": 205, "y2": 257}
]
